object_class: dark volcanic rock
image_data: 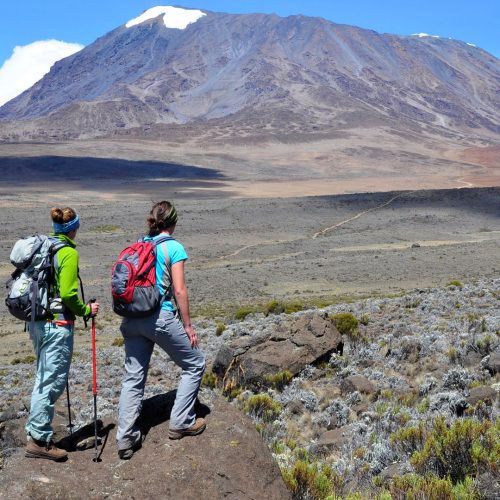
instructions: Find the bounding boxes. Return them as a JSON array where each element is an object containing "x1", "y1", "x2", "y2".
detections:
[
  {"x1": 0, "y1": 394, "x2": 290, "y2": 499},
  {"x1": 341, "y1": 375, "x2": 377, "y2": 396},
  {"x1": 313, "y1": 426, "x2": 351, "y2": 453},
  {"x1": 484, "y1": 352, "x2": 500, "y2": 376},
  {"x1": 466, "y1": 386, "x2": 497, "y2": 406},
  {"x1": 213, "y1": 313, "x2": 342, "y2": 390}
]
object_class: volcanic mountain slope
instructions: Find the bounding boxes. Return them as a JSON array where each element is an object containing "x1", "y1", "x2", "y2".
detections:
[{"x1": 0, "y1": 6, "x2": 499, "y2": 143}]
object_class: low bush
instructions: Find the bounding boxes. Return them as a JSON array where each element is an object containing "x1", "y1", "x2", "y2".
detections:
[
  {"x1": 10, "y1": 354, "x2": 36, "y2": 365},
  {"x1": 92, "y1": 224, "x2": 121, "y2": 233},
  {"x1": 264, "y1": 299, "x2": 284, "y2": 315},
  {"x1": 263, "y1": 370, "x2": 293, "y2": 390},
  {"x1": 111, "y1": 337, "x2": 124, "y2": 347},
  {"x1": 283, "y1": 301, "x2": 304, "y2": 314},
  {"x1": 234, "y1": 306, "x2": 256, "y2": 320},
  {"x1": 390, "y1": 421, "x2": 426, "y2": 455},
  {"x1": 243, "y1": 394, "x2": 282, "y2": 422},
  {"x1": 215, "y1": 321, "x2": 226, "y2": 336},
  {"x1": 330, "y1": 312, "x2": 359, "y2": 337},
  {"x1": 386, "y1": 473, "x2": 478, "y2": 500},
  {"x1": 360, "y1": 313, "x2": 370, "y2": 325},
  {"x1": 447, "y1": 347, "x2": 458, "y2": 363},
  {"x1": 392, "y1": 417, "x2": 499, "y2": 483},
  {"x1": 446, "y1": 280, "x2": 463, "y2": 287},
  {"x1": 411, "y1": 417, "x2": 499, "y2": 482},
  {"x1": 281, "y1": 452, "x2": 344, "y2": 500},
  {"x1": 201, "y1": 371, "x2": 217, "y2": 389}
]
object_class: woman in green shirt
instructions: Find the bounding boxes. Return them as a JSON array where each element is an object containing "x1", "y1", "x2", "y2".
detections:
[{"x1": 25, "y1": 207, "x2": 100, "y2": 461}]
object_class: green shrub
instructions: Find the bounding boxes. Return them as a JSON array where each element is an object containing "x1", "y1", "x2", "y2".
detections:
[
  {"x1": 281, "y1": 458, "x2": 343, "y2": 500},
  {"x1": 111, "y1": 337, "x2": 124, "y2": 347},
  {"x1": 330, "y1": 312, "x2": 359, "y2": 337},
  {"x1": 387, "y1": 473, "x2": 478, "y2": 500},
  {"x1": 283, "y1": 301, "x2": 304, "y2": 314},
  {"x1": 215, "y1": 321, "x2": 226, "y2": 336},
  {"x1": 263, "y1": 370, "x2": 293, "y2": 390},
  {"x1": 410, "y1": 417, "x2": 499, "y2": 482},
  {"x1": 417, "y1": 397, "x2": 430, "y2": 414},
  {"x1": 447, "y1": 280, "x2": 463, "y2": 287},
  {"x1": 360, "y1": 313, "x2": 370, "y2": 326},
  {"x1": 234, "y1": 306, "x2": 256, "y2": 320},
  {"x1": 264, "y1": 299, "x2": 284, "y2": 315},
  {"x1": 10, "y1": 354, "x2": 36, "y2": 365},
  {"x1": 397, "y1": 390, "x2": 418, "y2": 407},
  {"x1": 272, "y1": 440, "x2": 286, "y2": 454},
  {"x1": 390, "y1": 421, "x2": 426, "y2": 454},
  {"x1": 229, "y1": 387, "x2": 243, "y2": 400},
  {"x1": 243, "y1": 394, "x2": 282, "y2": 422},
  {"x1": 201, "y1": 371, "x2": 217, "y2": 389},
  {"x1": 392, "y1": 417, "x2": 499, "y2": 483},
  {"x1": 476, "y1": 334, "x2": 494, "y2": 355},
  {"x1": 92, "y1": 224, "x2": 121, "y2": 233},
  {"x1": 447, "y1": 347, "x2": 458, "y2": 363}
]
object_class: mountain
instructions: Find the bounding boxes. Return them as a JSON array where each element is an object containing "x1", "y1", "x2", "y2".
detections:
[{"x1": 0, "y1": 6, "x2": 499, "y2": 144}]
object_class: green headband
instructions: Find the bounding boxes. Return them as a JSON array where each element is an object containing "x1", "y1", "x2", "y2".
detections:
[{"x1": 163, "y1": 205, "x2": 178, "y2": 227}]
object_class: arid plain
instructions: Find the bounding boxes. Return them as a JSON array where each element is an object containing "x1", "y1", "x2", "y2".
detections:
[{"x1": 0, "y1": 147, "x2": 498, "y2": 364}]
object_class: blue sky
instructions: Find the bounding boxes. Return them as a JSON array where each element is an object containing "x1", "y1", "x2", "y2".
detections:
[
  {"x1": 0, "y1": 1, "x2": 498, "y2": 105},
  {"x1": 1, "y1": 1, "x2": 499, "y2": 61}
]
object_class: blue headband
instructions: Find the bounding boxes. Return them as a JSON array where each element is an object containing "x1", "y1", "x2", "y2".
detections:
[{"x1": 53, "y1": 214, "x2": 80, "y2": 234}]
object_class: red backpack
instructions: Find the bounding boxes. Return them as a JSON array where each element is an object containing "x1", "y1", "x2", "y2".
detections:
[{"x1": 111, "y1": 235, "x2": 173, "y2": 318}]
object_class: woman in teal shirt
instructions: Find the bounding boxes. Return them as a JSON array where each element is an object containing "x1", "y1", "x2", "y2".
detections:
[
  {"x1": 117, "y1": 201, "x2": 206, "y2": 460},
  {"x1": 25, "y1": 207, "x2": 100, "y2": 461}
]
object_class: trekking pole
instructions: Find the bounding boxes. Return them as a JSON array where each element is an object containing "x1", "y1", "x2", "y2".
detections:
[
  {"x1": 90, "y1": 298, "x2": 100, "y2": 462},
  {"x1": 65, "y1": 380, "x2": 74, "y2": 435}
]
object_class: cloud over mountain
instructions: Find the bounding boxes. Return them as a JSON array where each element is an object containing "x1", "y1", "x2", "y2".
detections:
[{"x1": 0, "y1": 40, "x2": 84, "y2": 106}]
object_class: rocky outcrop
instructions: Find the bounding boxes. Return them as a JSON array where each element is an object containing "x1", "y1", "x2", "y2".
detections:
[
  {"x1": 341, "y1": 375, "x2": 378, "y2": 396},
  {"x1": 213, "y1": 312, "x2": 342, "y2": 390},
  {"x1": 0, "y1": 393, "x2": 290, "y2": 499}
]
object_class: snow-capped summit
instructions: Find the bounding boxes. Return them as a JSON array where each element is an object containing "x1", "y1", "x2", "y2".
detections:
[
  {"x1": 125, "y1": 6, "x2": 206, "y2": 29},
  {"x1": 412, "y1": 33, "x2": 440, "y2": 38}
]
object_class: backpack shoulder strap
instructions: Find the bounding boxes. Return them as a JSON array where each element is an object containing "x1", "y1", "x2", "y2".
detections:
[
  {"x1": 152, "y1": 235, "x2": 175, "y2": 247},
  {"x1": 155, "y1": 237, "x2": 175, "y2": 304},
  {"x1": 48, "y1": 237, "x2": 69, "y2": 273}
]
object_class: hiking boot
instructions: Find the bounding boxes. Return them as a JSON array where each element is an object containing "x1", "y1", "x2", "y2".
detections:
[
  {"x1": 169, "y1": 418, "x2": 206, "y2": 440},
  {"x1": 25, "y1": 438, "x2": 68, "y2": 461},
  {"x1": 118, "y1": 432, "x2": 144, "y2": 460}
]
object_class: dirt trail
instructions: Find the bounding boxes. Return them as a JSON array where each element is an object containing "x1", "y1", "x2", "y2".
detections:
[
  {"x1": 312, "y1": 192, "x2": 412, "y2": 239},
  {"x1": 218, "y1": 192, "x2": 413, "y2": 260},
  {"x1": 219, "y1": 240, "x2": 279, "y2": 259}
]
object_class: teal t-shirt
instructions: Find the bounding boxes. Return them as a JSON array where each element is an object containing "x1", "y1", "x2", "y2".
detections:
[{"x1": 144, "y1": 234, "x2": 188, "y2": 311}]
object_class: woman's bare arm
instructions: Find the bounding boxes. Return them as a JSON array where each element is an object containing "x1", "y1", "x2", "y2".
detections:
[{"x1": 171, "y1": 260, "x2": 198, "y2": 347}]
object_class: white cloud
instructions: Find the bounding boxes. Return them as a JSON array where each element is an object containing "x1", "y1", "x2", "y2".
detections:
[
  {"x1": 0, "y1": 40, "x2": 84, "y2": 107},
  {"x1": 126, "y1": 6, "x2": 205, "y2": 29}
]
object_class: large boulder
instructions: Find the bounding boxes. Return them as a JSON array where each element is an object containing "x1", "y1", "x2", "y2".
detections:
[
  {"x1": 213, "y1": 312, "x2": 342, "y2": 390},
  {"x1": 0, "y1": 393, "x2": 291, "y2": 499},
  {"x1": 484, "y1": 352, "x2": 500, "y2": 376}
]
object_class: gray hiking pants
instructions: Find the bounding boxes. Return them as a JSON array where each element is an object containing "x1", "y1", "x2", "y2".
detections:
[{"x1": 116, "y1": 309, "x2": 205, "y2": 450}]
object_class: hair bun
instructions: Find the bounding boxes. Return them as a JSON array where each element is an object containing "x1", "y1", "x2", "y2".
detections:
[{"x1": 50, "y1": 207, "x2": 64, "y2": 224}]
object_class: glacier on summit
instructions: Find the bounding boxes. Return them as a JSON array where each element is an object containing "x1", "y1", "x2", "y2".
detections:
[{"x1": 125, "y1": 6, "x2": 206, "y2": 30}]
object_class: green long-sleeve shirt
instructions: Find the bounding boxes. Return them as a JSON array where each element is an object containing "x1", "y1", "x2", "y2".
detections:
[{"x1": 51, "y1": 233, "x2": 90, "y2": 319}]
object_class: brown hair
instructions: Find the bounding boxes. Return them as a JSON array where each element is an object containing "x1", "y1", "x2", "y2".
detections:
[
  {"x1": 50, "y1": 207, "x2": 77, "y2": 224},
  {"x1": 147, "y1": 201, "x2": 178, "y2": 236}
]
